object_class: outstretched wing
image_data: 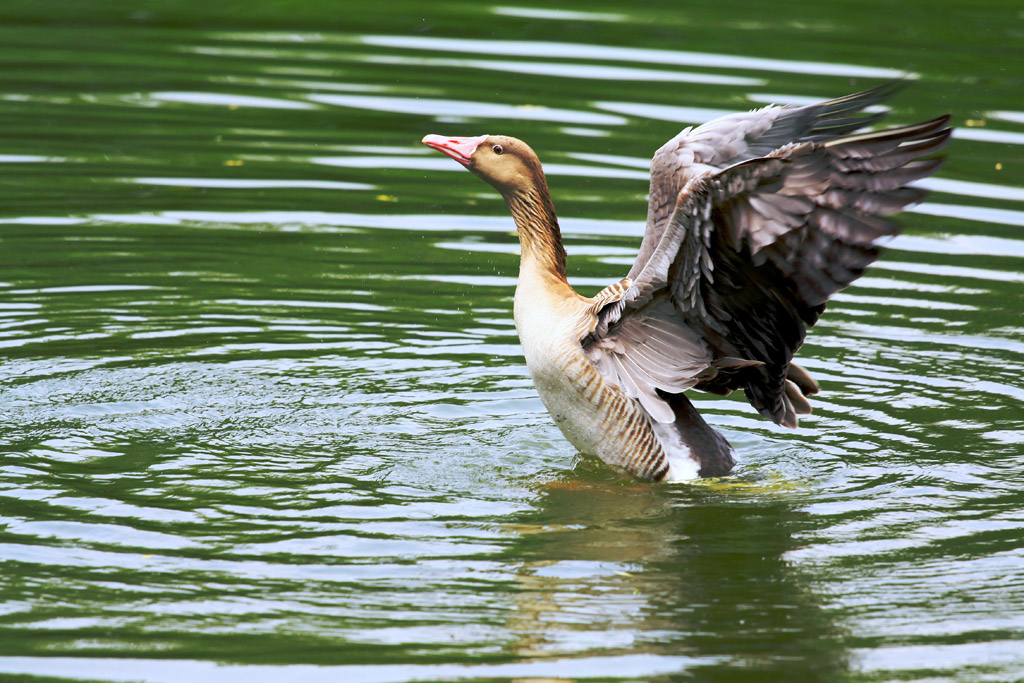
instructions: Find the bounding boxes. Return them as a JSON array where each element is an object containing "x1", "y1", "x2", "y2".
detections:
[
  {"x1": 628, "y1": 82, "x2": 905, "y2": 282},
  {"x1": 584, "y1": 114, "x2": 952, "y2": 427}
]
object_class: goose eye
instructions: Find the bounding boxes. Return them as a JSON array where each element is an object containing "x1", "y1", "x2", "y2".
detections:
[{"x1": 492, "y1": 144, "x2": 504, "y2": 155}]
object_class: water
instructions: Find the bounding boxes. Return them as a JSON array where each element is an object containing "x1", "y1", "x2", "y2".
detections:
[{"x1": 1, "y1": 1, "x2": 1022, "y2": 681}]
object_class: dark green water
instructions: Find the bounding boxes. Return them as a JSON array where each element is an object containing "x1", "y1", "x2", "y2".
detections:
[{"x1": 1, "y1": 2, "x2": 1022, "y2": 681}]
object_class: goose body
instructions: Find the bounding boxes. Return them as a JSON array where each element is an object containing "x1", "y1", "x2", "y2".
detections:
[
  {"x1": 513, "y1": 267, "x2": 704, "y2": 481},
  {"x1": 423, "y1": 83, "x2": 950, "y2": 481}
]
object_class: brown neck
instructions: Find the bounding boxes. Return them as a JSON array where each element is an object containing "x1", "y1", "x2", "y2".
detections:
[{"x1": 502, "y1": 180, "x2": 568, "y2": 283}]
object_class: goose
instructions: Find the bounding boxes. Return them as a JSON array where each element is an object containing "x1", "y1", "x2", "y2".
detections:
[{"x1": 422, "y1": 83, "x2": 951, "y2": 481}]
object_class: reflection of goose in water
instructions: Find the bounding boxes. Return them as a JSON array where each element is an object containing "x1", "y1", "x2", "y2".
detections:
[
  {"x1": 424, "y1": 83, "x2": 951, "y2": 481},
  {"x1": 501, "y1": 473, "x2": 848, "y2": 677}
]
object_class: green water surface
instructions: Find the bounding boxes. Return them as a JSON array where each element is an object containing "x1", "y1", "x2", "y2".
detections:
[{"x1": 1, "y1": 1, "x2": 1023, "y2": 682}]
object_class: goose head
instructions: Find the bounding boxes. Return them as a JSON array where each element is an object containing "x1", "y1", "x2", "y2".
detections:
[{"x1": 422, "y1": 134, "x2": 544, "y2": 195}]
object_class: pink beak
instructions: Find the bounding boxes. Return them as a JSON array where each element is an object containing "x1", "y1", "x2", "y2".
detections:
[{"x1": 422, "y1": 134, "x2": 489, "y2": 166}]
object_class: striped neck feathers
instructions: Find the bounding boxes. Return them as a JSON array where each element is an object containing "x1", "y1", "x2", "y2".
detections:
[{"x1": 503, "y1": 180, "x2": 567, "y2": 283}]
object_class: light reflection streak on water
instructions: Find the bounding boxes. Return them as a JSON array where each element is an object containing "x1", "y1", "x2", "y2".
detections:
[
  {"x1": 831, "y1": 321, "x2": 1024, "y2": 358},
  {"x1": 874, "y1": 261, "x2": 1024, "y2": 284},
  {"x1": 886, "y1": 233, "x2": 1024, "y2": 258},
  {"x1": 148, "y1": 91, "x2": 318, "y2": 110},
  {"x1": 594, "y1": 100, "x2": 742, "y2": 123},
  {"x1": 362, "y1": 54, "x2": 765, "y2": 86},
  {"x1": 491, "y1": 6, "x2": 627, "y2": 22},
  {"x1": 908, "y1": 202, "x2": 1024, "y2": 227},
  {"x1": 313, "y1": 155, "x2": 651, "y2": 179},
  {"x1": 830, "y1": 292, "x2": 976, "y2": 312},
  {"x1": 126, "y1": 178, "x2": 375, "y2": 191},
  {"x1": 951, "y1": 127, "x2": 1024, "y2": 145},
  {"x1": 358, "y1": 35, "x2": 911, "y2": 78},
  {"x1": 308, "y1": 93, "x2": 627, "y2": 125},
  {"x1": 568, "y1": 152, "x2": 651, "y2": 169},
  {"x1": 0, "y1": 653, "x2": 714, "y2": 682},
  {"x1": 8, "y1": 285, "x2": 158, "y2": 295},
  {"x1": 989, "y1": 110, "x2": 1024, "y2": 124},
  {"x1": 212, "y1": 75, "x2": 388, "y2": 94},
  {"x1": 0, "y1": 154, "x2": 65, "y2": 163},
  {"x1": 914, "y1": 177, "x2": 1024, "y2": 202}
]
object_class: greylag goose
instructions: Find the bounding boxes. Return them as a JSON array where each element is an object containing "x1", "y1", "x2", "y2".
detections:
[{"x1": 423, "y1": 83, "x2": 951, "y2": 481}]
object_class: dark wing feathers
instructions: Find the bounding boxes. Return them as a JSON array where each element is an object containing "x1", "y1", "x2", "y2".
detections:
[
  {"x1": 739, "y1": 81, "x2": 904, "y2": 157},
  {"x1": 626, "y1": 82, "x2": 908, "y2": 282},
  {"x1": 585, "y1": 91, "x2": 951, "y2": 428}
]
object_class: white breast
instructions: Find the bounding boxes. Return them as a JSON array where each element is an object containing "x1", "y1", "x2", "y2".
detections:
[{"x1": 514, "y1": 285, "x2": 606, "y2": 455}]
